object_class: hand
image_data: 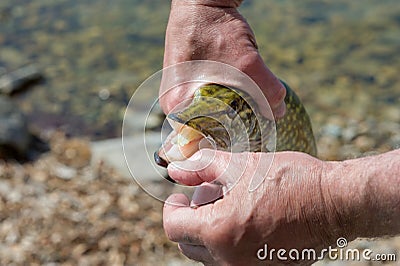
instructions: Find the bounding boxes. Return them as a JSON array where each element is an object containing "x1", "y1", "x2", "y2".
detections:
[
  {"x1": 163, "y1": 150, "x2": 349, "y2": 265},
  {"x1": 159, "y1": 0, "x2": 286, "y2": 118}
]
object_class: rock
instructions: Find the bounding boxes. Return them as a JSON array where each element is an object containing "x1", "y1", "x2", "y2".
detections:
[
  {"x1": 0, "y1": 136, "x2": 199, "y2": 265},
  {"x1": 91, "y1": 133, "x2": 167, "y2": 181},
  {"x1": 354, "y1": 135, "x2": 376, "y2": 152},
  {"x1": 383, "y1": 106, "x2": 400, "y2": 123},
  {"x1": 0, "y1": 95, "x2": 31, "y2": 158},
  {"x1": 0, "y1": 96, "x2": 48, "y2": 161},
  {"x1": 51, "y1": 136, "x2": 92, "y2": 168},
  {"x1": 339, "y1": 144, "x2": 361, "y2": 159},
  {"x1": 321, "y1": 124, "x2": 342, "y2": 138},
  {"x1": 123, "y1": 107, "x2": 165, "y2": 135},
  {"x1": 52, "y1": 162, "x2": 77, "y2": 180},
  {"x1": 342, "y1": 125, "x2": 359, "y2": 142},
  {"x1": 0, "y1": 64, "x2": 44, "y2": 95},
  {"x1": 391, "y1": 133, "x2": 400, "y2": 149},
  {"x1": 316, "y1": 135, "x2": 341, "y2": 160}
]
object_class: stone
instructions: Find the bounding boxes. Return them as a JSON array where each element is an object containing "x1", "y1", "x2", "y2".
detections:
[
  {"x1": 321, "y1": 124, "x2": 343, "y2": 138},
  {"x1": 354, "y1": 135, "x2": 376, "y2": 152},
  {"x1": 91, "y1": 132, "x2": 167, "y2": 181},
  {"x1": 0, "y1": 96, "x2": 31, "y2": 158},
  {"x1": 316, "y1": 135, "x2": 341, "y2": 160},
  {"x1": 52, "y1": 163, "x2": 77, "y2": 180},
  {"x1": 0, "y1": 64, "x2": 43, "y2": 95},
  {"x1": 51, "y1": 137, "x2": 92, "y2": 168}
]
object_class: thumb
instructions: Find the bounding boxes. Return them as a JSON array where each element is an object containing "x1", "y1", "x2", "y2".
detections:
[
  {"x1": 167, "y1": 149, "x2": 232, "y2": 186},
  {"x1": 163, "y1": 193, "x2": 206, "y2": 245},
  {"x1": 167, "y1": 149, "x2": 252, "y2": 188}
]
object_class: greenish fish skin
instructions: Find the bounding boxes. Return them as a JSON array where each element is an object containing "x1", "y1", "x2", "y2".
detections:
[{"x1": 168, "y1": 81, "x2": 317, "y2": 157}]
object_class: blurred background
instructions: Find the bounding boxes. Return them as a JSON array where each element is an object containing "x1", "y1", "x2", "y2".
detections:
[{"x1": 0, "y1": 0, "x2": 399, "y2": 265}]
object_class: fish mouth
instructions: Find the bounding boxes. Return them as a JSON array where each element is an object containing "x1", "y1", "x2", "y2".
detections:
[{"x1": 155, "y1": 117, "x2": 215, "y2": 168}]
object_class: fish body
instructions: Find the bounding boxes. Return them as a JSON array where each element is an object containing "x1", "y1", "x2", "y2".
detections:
[{"x1": 275, "y1": 82, "x2": 316, "y2": 155}]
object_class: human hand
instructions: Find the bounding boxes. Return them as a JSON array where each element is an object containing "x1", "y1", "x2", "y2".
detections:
[
  {"x1": 159, "y1": 0, "x2": 286, "y2": 118},
  {"x1": 163, "y1": 150, "x2": 350, "y2": 265}
]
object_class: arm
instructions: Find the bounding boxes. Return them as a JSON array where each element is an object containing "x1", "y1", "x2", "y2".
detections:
[
  {"x1": 323, "y1": 149, "x2": 400, "y2": 240},
  {"x1": 160, "y1": 0, "x2": 286, "y2": 118},
  {"x1": 163, "y1": 149, "x2": 400, "y2": 265}
]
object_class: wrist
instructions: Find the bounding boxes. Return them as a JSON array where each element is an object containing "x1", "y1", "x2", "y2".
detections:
[
  {"x1": 321, "y1": 150, "x2": 400, "y2": 241},
  {"x1": 320, "y1": 160, "x2": 365, "y2": 242}
]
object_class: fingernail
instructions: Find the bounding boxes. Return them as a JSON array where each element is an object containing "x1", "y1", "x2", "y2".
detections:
[{"x1": 191, "y1": 182, "x2": 223, "y2": 207}]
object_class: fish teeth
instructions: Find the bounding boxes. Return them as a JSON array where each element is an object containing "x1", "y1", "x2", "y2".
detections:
[
  {"x1": 177, "y1": 133, "x2": 190, "y2": 146},
  {"x1": 158, "y1": 118, "x2": 217, "y2": 164}
]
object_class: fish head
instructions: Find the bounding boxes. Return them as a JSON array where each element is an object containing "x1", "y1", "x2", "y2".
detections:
[{"x1": 155, "y1": 83, "x2": 260, "y2": 167}]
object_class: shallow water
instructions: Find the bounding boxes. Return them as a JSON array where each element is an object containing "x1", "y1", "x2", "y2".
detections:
[{"x1": 0, "y1": 0, "x2": 399, "y2": 141}]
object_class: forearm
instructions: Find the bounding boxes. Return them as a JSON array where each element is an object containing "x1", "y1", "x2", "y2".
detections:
[{"x1": 323, "y1": 149, "x2": 400, "y2": 240}]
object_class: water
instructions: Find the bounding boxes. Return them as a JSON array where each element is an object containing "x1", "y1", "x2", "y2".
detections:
[{"x1": 0, "y1": 0, "x2": 399, "y2": 140}]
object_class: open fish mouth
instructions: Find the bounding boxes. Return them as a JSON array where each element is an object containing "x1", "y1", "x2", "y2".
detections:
[
  {"x1": 154, "y1": 117, "x2": 216, "y2": 167},
  {"x1": 154, "y1": 83, "x2": 262, "y2": 168}
]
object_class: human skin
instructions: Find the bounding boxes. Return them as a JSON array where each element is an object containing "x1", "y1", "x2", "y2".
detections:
[
  {"x1": 159, "y1": 0, "x2": 286, "y2": 118},
  {"x1": 163, "y1": 149, "x2": 400, "y2": 265}
]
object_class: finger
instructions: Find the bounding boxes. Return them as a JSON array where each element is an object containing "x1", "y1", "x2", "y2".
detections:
[
  {"x1": 178, "y1": 243, "x2": 214, "y2": 264},
  {"x1": 159, "y1": 68, "x2": 204, "y2": 114},
  {"x1": 191, "y1": 182, "x2": 223, "y2": 207},
  {"x1": 240, "y1": 55, "x2": 287, "y2": 118},
  {"x1": 163, "y1": 193, "x2": 209, "y2": 245},
  {"x1": 167, "y1": 149, "x2": 233, "y2": 186}
]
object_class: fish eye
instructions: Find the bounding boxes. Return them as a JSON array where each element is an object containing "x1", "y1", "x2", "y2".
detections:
[
  {"x1": 228, "y1": 100, "x2": 238, "y2": 119},
  {"x1": 230, "y1": 99, "x2": 239, "y2": 110}
]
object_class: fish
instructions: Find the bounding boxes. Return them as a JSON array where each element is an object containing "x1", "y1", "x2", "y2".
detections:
[{"x1": 155, "y1": 81, "x2": 316, "y2": 168}]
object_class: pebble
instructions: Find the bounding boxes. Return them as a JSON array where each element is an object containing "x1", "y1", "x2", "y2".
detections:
[
  {"x1": 98, "y1": 88, "x2": 110, "y2": 101},
  {"x1": 342, "y1": 126, "x2": 358, "y2": 142},
  {"x1": 354, "y1": 135, "x2": 376, "y2": 152},
  {"x1": 316, "y1": 135, "x2": 341, "y2": 160},
  {"x1": 51, "y1": 136, "x2": 92, "y2": 168},
  {"x1": 30, "y1": 169, "x2": 48, "y2": 182},
  {"x1": 0, "y1": 95, "x2": 31, "y2": 157},
  {"x1": 0, "y1": 64, "x2": 43, "y2": 95},
  {"x1": 52, "y1": 163, "x2": 77, "y2": 180},
  {"x1": 0, "y1": 133, "x2": 195, "y2": 264},
  {"x1": 321, "y1": 124, "x2": 342, "y2": 138},
  {"x1": 383, "y1": 106, "x2": 400, "y2": 123}
]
